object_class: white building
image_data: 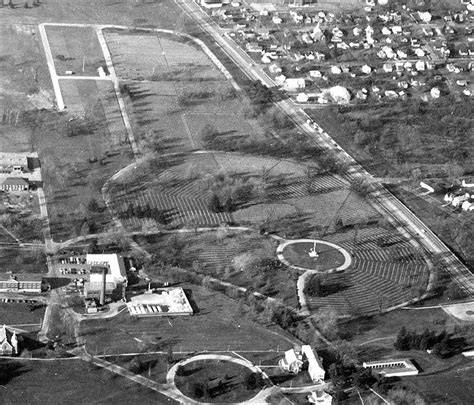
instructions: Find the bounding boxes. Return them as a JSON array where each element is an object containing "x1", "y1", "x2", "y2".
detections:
[
  {"x1": 283, "y1": 78, "x2": 305, "y2": 92},
  {"x1": 302, "y1": 345, "x2": 325, "y2": 382},
  {"x1": 363, "y1": 358, "x2": 418, "y2": 377},
  {"x1": 86, "y1": 254, "x2": 127, "y2": 285},
  {"x1": 279, "y1": 348, "x2": 303, "y2": 374},
  {"x1": 127, "y1": 288, "x2": 193, "y2": 317}
]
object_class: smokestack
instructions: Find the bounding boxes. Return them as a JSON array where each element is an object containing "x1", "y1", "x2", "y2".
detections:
[{"x1": 99, "y1": 267, "x2": 107, "y2": 306}]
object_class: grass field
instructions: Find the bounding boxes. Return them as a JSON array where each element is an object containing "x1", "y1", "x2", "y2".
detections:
[
  {"x1": 79, "y1": 283, "x2": 295, "y2": 355},
  {"x1": 31, "y1": 79, "x2": 133, "y2": 240},
  {"x1": 104, "y1": 29, "x2": 263, "y2": 153},
  {"x1": 45, "y1": 26, "x2": 106, "y2": 76},
  {"x1": 0, "y1": 248, "x2": 47, "y2": 274},
  {"x1": 282, "y1": 242, "x2": 346, "y2": 271},
  {"x1": 0, "y1": 358, "x2": 173, "y2": 405},
  {"x1": 0, "y1": 302, "x2": 44, "y2": 328},
  {"x1": 174, "y1": 359, "x2": 265, "y2": 403}
]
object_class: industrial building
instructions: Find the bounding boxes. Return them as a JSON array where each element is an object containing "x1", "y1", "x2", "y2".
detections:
[{"x1": 83, "y1": 254, "x2": 128, "y2": 304}]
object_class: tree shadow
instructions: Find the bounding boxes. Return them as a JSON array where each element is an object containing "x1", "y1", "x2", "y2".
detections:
[{"x1": 0, "y1": 361, "x2": 29, "y2": 385}]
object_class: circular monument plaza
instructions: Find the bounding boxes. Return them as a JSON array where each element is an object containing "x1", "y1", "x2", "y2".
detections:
[{"x1": 277, "y1": 239, "x2": 352, "y2": 273}]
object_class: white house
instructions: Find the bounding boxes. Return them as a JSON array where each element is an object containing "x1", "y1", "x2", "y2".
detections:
[
  {"x1": 461, "y1": 201, "x2": 474, "y2": 211},
  {"x1": 283, "y1": 78, "x2": 305, "y2": 92},
  {"x1": 279, "y1": 348, "x2": 303, "y2": 374}
]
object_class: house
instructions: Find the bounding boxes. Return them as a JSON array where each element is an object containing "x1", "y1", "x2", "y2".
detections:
[
  {"x1": 0, "y1": 325, "x2": 20, "y2": 356},
  {"x1": 200, "y1": 0, "x2": 223, "y2": 8},
  {"x1": 0, "y1": 177, "x2": 29, "y2": 191},
  {"x1": 283, "y1": 78, "x2": 305, "y2": 92},
  {"x1": 296, "y1": 93, "x2": 309, "y2": 103},
  {"x1": 430, "y1": 87, "x2": 441, "y2": 99},
  {"x1": 461, "y1": 201, "x2": 474, "y2": 211},
  {"x1": 0, "y1": 274, "x2": 44, "y2": 293},
  {"x1": 415, "y1": 61, "x2": 426, "y2": 71},
  {"x1": 279, "y1": 348, "x2": 304, "y2": 374}
]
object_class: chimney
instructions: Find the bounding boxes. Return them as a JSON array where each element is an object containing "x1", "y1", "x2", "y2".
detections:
[{"x1": 99, "y1": 267, "x2": 107, "y2": 306}]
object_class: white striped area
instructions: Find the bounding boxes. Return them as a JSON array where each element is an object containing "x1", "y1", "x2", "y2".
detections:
[{"x1": 113, "y1": 189, "x2": 231, "y2": 227}]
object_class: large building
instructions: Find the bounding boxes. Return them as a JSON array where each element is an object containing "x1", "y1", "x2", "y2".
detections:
[
  {"x1": 363, "y1": 359, "x2": 419, "y2": 377},
  {"x1": 83, "y1": 254, "x2": 127, "y2": 301},
  {"x1": 127, "y1": 288, "x2": 193, "y2": 317},
  {"x1": 0, "y1": 177, "x2": 29, "y2": 192},
  {"x1": 0, "y1": 274, "x2": 43, "y2": 293}
]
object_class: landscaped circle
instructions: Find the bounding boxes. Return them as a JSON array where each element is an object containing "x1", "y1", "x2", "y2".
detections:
[
  {"x1": 278, "y1": 239, "x2": 351, "y2": 272},
  {"x1": 173, "y1": 359, "x2": 265, "y2": 403}
]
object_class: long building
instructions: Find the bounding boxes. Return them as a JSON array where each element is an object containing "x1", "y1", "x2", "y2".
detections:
[{"x1": 0, "y1": 274, "x2": 44, "y2": 293}]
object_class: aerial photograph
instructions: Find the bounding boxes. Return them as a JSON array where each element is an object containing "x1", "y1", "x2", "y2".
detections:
[{"x1": 0, "y1": 0, "x2": 473, "y2": 404}]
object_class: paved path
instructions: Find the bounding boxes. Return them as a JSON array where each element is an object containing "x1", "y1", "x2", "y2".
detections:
[
  {"x1": 71, "y1": 346, "x2": 183, "y2": 403},
  {"x1": 37, "y1": 24, "x2": 65, "y2": 110}
]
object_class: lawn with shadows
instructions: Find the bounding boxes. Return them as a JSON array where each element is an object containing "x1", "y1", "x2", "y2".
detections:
[{"x1": 174, "y1": 359, "x2": 266, "y2": 403}]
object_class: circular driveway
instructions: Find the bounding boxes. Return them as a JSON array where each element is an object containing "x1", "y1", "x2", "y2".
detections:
[{"x1": 166, "y1": 354, "x2": 265, "y2": 404}]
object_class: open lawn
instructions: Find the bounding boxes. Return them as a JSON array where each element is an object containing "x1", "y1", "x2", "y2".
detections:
[
  {"x1": 104, "y1": 29, "x2": 261, "y2": 153},
  {"x1": 0, "y1": 302, "x2": 44, "y2": 328},
  {"x1": 0, "y1": 359, "x2": 173, "y2": 405},
  {"x1": 174, "y1": 359, "x2": 265, "y2": 403},
  {"x1": 45, "y1": 26, "x2": 106, "y2": 76},
  {"x1": 0, "y1": 248, "x2": 46, "y2": 274},
  {"x1": 282, "y1": 242, "x2": 346, "y2": 271},
  {"x1": 407, "y1": 365, "x2": 474, "y2": 405},
  {"x1": 30, "y1": 80, "x2": 133, "y2": 239},
  {"x1": 79, "y1": 283, "x2": 295, "y2": 355},
  {"x1": 135, "y1": 231, "x2": 299, "y2": 306}
]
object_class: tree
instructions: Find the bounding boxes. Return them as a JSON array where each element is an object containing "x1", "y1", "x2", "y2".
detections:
[
  {"x1": 444, "y1": 280, "x2": 465, "y2": 301},
  {"x1": 394, "y1": 327, "x2": 410, "y2": 351},
  {"x1": 223, "y1": 195, "x2": 234, "y2": 213},
  {"x1": 386, "y1": 388, "x2": 425, "y2": 405},
  {"x1": 87, "y1": 198, "x2": 100, "y2": 212},
  {"x1": 354, "y1": 368, "x2": 376, "y2": 389},
  {"x1": 208, "y1": 194, "x2": 222, "y2": 213},
  {"x1": 201, "y1": 123, "x2": 220, "y2": 145}
]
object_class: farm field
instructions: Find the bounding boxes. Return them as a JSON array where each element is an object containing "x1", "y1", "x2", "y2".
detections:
[
  {"x1": 0, "y1": 359, "x2": 171, "y2": 405},
  {"x1": 44, "y1": 25, "x2": 106, "y2": 76},
  {"x1": 79, "y1": 283, "x2": 295, "y2": 355}
]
